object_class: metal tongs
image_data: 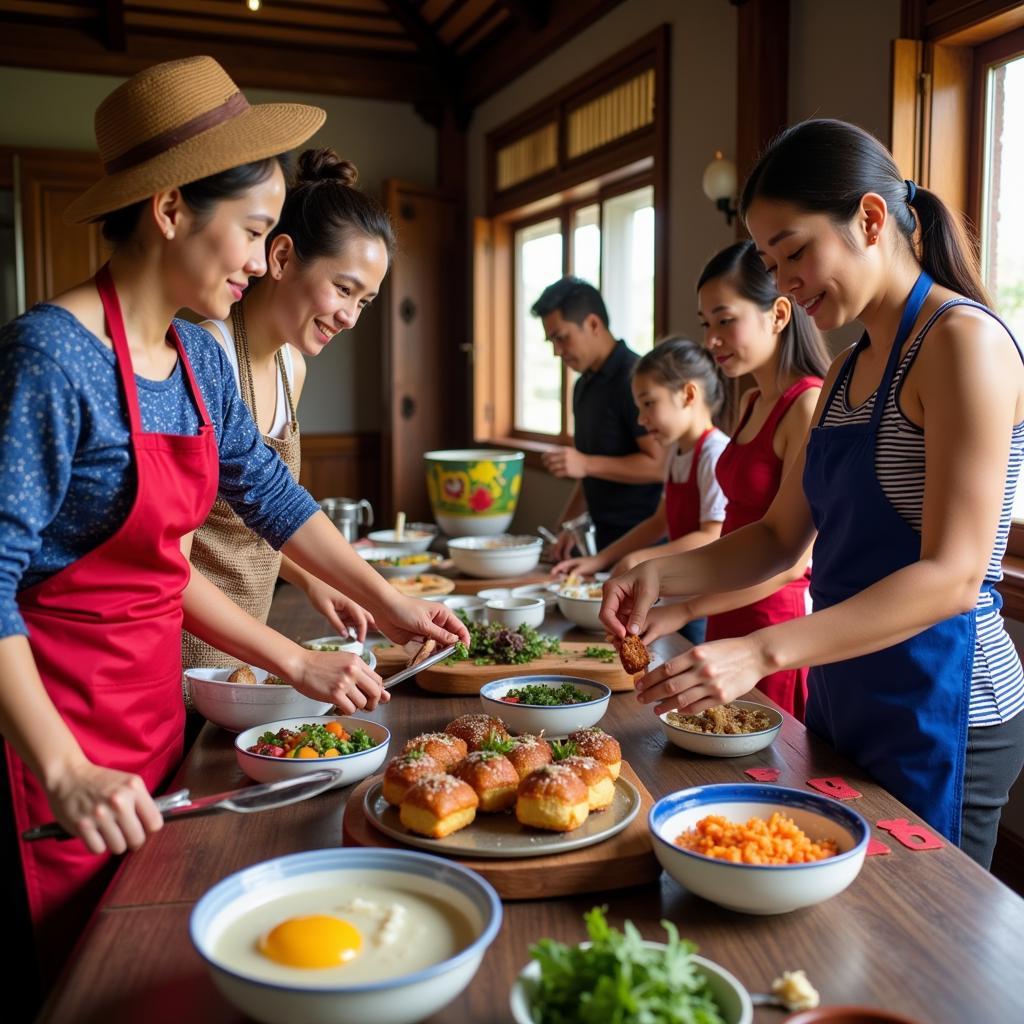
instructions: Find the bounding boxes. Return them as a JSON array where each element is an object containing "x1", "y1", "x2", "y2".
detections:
[
  {"x1": 383, "y1": 642, "x2": 459, "y2": 689},
  {"x1": 23, "y1": 768, "x2": 340, "y2": 842}
]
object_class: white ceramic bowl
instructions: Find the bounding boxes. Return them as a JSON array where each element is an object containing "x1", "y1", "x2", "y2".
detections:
[
  {"x1": 556, "y1": 592, "x2": 604, "y2": 632},
  {"x1": 441, "y1": 595, "x2": 487, "y2": 622},
  {"x1": 477, "y1": 586, "x2": 512, "y2": 602},
  {"x1": 185, "y1": 668, "x2": 333, "y2": 733},
  {"x1": 485, "y1": 597, "x2": 546, "y2": 629},
  {"x1": 447, "y1": 535, "x2": 542, "y2": 579},
  {"x1": 191, "y1": 847, "x2": 502, "y2": 1024},
  {"x1": 301, "y1": 637, "x2": 378, "y2": 673},
  {"x1": 658, "y1": 701, "x2": 783, "y2": 757},
  {"x1": 480, "y1": 675, "x2": 610, "y2": 736},
  {"x1": 511, "y1": 583, "x2": 558, "y2": 608},
  {"x1": 234, "y1": 715, "x2": 390, "y2": 787},
  {"x1": 367, "y1": 529, "x2": 436, "y2": 554},
  {"x1": 648, "y1": 784, "x2": 870, "y2": 915},
  {"x1": 510, "y1": 943, "x2": 752, "y2": 1024}
]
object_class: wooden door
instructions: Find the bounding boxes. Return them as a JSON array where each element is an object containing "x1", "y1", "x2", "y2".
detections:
[
  {"x1": 20, "y1": 149, "x2": 106, "y2": 307},
  {"x1": 382, "y1": 179, "x2": 463, "y2": 523}
]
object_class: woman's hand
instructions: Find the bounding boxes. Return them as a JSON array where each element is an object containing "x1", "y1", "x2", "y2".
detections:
[
  {"x1": 292, "y1": 650, "x2": 389, "y2": 714},
  {"x1": 610, "y1": 551, "x2": 646, "y2": 576},
  {"x1": 599, "y1": 560, "x2": 663, "y2": 638},
  {"x1": 636, "y1": 602, "x2": 693, "y2": 644},
  {"x1": 371, "y1": 596, "x2": 471, "y2": 649},
  {"x1": 551, "y1": 554, "x2": 604, "y2": 577},
  {"x1": 46, "y1": 761, "x2": 164, "y2": 855},
  {"x1": 301, "y1": 578, "x2": 374, "y2": 642},
  {"x1": 634, "y1": 635, "x2": 769, "y2": 715}
]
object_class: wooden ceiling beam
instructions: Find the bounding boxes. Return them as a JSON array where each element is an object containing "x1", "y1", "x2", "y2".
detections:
[
  {"x1": 380, "y1": 0, "x2": 460, "y2": 96},
  {"x1": 100, "y1": 0, "x2": 125, "y2": 51},
  {"x1": 495, "y1": 0, "x2": 548, "y2": 32}
]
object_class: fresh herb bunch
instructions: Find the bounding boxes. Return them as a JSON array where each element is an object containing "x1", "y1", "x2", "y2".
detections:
[
  {"x1": 582, "y1": 646, "x2": 615, "y2": 663},
  {"x1": 501, "y1": 682, "x2": 592, "y2": 706},
  {"x1": 527, "y1": 907, "x2": 726, "y2": 1024},
  {"x1": 450, "y1": 621, "x2": 563, "y2": 666},
  {"x1": 479, "y1": 730, "x2": 517, "y2": 754}
]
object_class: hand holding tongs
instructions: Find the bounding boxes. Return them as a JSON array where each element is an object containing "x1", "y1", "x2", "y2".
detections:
[{"x1": 383, "y1": 642, "x2": 459, "y2": 689}]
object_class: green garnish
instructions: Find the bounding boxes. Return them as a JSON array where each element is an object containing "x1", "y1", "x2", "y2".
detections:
[
  {"x1": 582, "y1": 646, "x2": 616, "y2": 663},
  {"x1": 479, "y1": 730, "x2": 517, "y2": 754},
  {"x1": 450, "y1": 621, "x2": 562, "y2": 666},
  {"x1": 527, "y1": 907, "x2": 725, "y2": 1024},
  {"x1": 549, "y1": 739, "x2": 579, "y2": 761},
  {"x1": 502, "y1": 682, "x2": 592, "y2": 706}
]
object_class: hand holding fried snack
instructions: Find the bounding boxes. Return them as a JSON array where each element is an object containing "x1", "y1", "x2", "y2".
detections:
[{"x1": 619, "y1": 634, "x2": 651, "y2": 675}]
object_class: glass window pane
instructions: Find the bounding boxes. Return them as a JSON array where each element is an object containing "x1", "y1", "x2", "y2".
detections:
[
  {"x1": 600, "y1": 185, "x2": 655, "y2": 353},
  {"x1": 981, "y1": 53, "x2": 1024, "y2": 518},
  {"x1": 514, "y1": 218, "x2": 563, "y2": 434},
  {"x1": 573, "y1": 203, "x2": 600, "y2": 286}
]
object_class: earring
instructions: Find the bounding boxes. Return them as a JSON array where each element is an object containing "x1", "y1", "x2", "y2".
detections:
[{"x1": 165, "y1": 230, "x2": 175, "y2": 240}]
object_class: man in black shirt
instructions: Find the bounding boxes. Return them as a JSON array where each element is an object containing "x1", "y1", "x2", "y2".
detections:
[{"x1": 532, "y1": 277, "x2": 665, "y2": 558}]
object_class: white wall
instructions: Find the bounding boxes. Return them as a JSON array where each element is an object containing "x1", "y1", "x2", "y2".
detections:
[{"x1": 0, "y1": 65, "x2": 438, "y2": 432}]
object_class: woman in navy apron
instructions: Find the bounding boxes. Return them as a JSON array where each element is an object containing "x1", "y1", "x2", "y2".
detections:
[{"x1": 601, "y1": 119, "x2": 1024, "y2": 867}]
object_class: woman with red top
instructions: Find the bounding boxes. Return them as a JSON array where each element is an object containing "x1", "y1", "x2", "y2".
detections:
[{"x1": 624, "y1": 241, "x2": 829, "y2": 718}]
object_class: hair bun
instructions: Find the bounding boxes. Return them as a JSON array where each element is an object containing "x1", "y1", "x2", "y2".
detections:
[{"x1": 295, "y1": 148, "x2": 358, "y2": 187}]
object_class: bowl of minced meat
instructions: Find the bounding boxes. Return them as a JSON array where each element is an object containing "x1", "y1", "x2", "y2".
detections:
[{"x1": 659, "y1": 701, "x2": 783, "y2": 757}]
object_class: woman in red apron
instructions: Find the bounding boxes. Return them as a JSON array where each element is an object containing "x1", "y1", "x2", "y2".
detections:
[
  {"x1": 0, "y1": 57, "x2": 468, "y2": 1004},
  {"x1": 602, "y1": 119, "x2": 1024, "y2": 868},
  {"x1": 552, "y1": 339, "x2": 729, "y2": 644},
  {"x1": 629, "y1": 242, "x2": 829, "y2": 720}
]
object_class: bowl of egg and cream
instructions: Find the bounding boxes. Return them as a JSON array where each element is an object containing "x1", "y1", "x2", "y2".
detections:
[{"x1": 190, "y1": 847, "x2": 502, "y2": 1024}]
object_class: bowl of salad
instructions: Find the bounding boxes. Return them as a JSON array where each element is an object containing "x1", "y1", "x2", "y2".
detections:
[
  {"x1": 480, "y1": 675, "x2": 610, "y2": 736},
  {"x1": 509, "y1": 907, "x2": 752, "y2": 1024},
  {"x1": 235, "y1": 715, "x2": 390, "y2": 786}
]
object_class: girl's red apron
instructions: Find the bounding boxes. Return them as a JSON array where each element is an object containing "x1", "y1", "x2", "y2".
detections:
[
  {"x1": 663, "y1": 429, "x2": 713, "y2": 541},
  {"x1": 705, "y1": 377, "x2": 821, "y2": 720},
  {"x1": 3, "y1": 264, "x2": 218, "y2": 980}
]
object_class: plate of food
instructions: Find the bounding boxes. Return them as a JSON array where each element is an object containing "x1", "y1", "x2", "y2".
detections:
[
  {"x1": 362, "y1": 715, "x2": 639, "y2": 859},
  {"x1": 659, "y1": 700, "x2": 783, "y2": 757},
  {"x1": 359, "y1": 551, "x2": 444, "y2": 578},
  {"x1": 387, "y1": 573, "x2": 456, "y2": 598}
]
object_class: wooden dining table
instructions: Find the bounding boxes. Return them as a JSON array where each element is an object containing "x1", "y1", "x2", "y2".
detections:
[{"x1": 38, "y1": 580, "x2": 1024, "y2": 1023}]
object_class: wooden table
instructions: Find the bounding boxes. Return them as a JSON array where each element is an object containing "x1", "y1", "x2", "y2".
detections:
[{"x1": 39, "y1": 583, "x2": 1024, "y2": 1023}]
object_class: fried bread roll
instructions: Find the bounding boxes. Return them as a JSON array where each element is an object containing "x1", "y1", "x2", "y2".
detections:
[
  {"x1": 568, "y1": 727, "x2": 621, "y2": 780},
  {"x1": 444, "y1": 713, "x2": 510, "y2": 751},
  {"x1": 399, "y1": 774, "x2": 479, "y2": 838},
  {"x1": 558, "y1": 754, "x2": 615, "y2": 811},
  {"x1": 453, "y1": 750, "x2": 519, "y2": 812},
  {"x1": 409, "y1": 638, "x2": 437, "y2": 667},
  {"x1": 402, "y1": 731, "x2": 468, "y2": 771},
  {"x1": 619, "y1": 635, "x2": 650, "y2": 675},
  {"x1": 227, "y1": 665, "x2": 257, "y2": 684},
  {"x1": 505, "y1": 734, "x2": 553, "y2": 780},
  {"x1": 382, "y1": 750, "x2": 443, "y2": 806},
  {"x1": 515, "y1": 764, "x2": 589, "y2": 832}
]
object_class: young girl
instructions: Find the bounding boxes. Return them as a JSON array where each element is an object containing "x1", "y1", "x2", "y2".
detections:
[
  {"x1": 628, "y1": 242, "x2": 829, "y2": 720},
  {"x1": 184, "y1": 148, "x2": 392, "y2": 670},
  {"x1": 602, "y1": 119, "x2": 1024, "y2": 867},
  {"x1": 552, "y1": 338, "x2": 729, "y2": 645}
]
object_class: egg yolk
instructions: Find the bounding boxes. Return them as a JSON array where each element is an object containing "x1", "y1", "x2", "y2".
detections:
[{"x1": 258, "y1": 915, "x2": 362, "y2": 968}]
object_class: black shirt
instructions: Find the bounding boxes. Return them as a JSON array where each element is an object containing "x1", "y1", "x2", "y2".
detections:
[{"x1": 572, "y1": 339, "x2": 662, "y2": 547}]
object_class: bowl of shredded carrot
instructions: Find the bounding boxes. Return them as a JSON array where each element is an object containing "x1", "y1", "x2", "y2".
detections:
[{"x1": 648, "y1": 784, "x2": 869, "y2": 915}]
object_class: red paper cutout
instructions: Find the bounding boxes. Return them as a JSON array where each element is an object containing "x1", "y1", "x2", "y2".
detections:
[
  {"x1": 745, "y1": 767, "x2": 780, "y2": 782},
  {"x1": 806, "y1": 776, "x2": 862, "y2": 800},
  {"x1": 866, "y1": 838, "x2": 892, "y2": 857},
  {"x1": 876, "y1": 818, "x2": 944, "y2": 851}
]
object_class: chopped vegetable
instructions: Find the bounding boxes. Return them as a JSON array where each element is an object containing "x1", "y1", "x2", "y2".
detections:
[
  {"x1": 501, "y1": 682, "x2": 592, "y2": 706},
  {"x1": 582, "y1": 646, "x2": 615, "y2": 663},
  {"x1": 450, "y1": 621, "x2": 562, "y2": 666},
  {"x1": 527, "y1": 907, "x2": 726, "y2": 1024},
  {"x1": 248, "y1": 723, "x2": 376, "y2": 758}
]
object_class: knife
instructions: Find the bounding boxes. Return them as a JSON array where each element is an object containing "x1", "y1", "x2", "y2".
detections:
[
  {"x1": 22, "y1": 768, "x2": 340, "y2": 842},
  {"x1": 383, "y1": 642, "x2": 459, "y2": 689}
]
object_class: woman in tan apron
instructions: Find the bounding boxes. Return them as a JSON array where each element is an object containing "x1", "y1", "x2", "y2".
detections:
[{"x1": 184, "y1": 148, "x2": 393, "y2": 674}]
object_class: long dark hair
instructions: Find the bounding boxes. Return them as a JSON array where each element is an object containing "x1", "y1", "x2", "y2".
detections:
[
  {"x1": 266, "y1": 148, "x2": 395, "y2": 265},
  {"x1": 740, "y1": 118, "x2": 990, "y2": 305},
  {"x1": 697, "y1": 240, "x2": 830, "y2": 387},
  {"x1": 634, "y1": 336, "x2": 728, "y2": 427}
]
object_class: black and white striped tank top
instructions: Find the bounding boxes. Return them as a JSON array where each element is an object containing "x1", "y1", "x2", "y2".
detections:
[{"x1": 820, "y1": 299, "x2": 1024, "y2": 727}]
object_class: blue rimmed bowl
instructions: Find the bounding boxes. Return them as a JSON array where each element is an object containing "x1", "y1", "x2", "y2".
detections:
[
  {"x1": 190, "y1": 847, "x2": 502, "y2": 1024},
  {"x1": 480, "y1": 675, "x2": 611, "y2": 736},
  {"x1": 648, "y1": 784, "x2": 870, "y2": 915}
]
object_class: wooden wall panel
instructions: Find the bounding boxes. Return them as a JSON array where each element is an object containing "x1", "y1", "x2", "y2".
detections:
[
  {"x1": 926, "y1": 42, "x2": 974, "y2": 215},
  {"x1": 298, "y1": 432, "x2": 382, "y2": 513},
  {"x1": 891, "y1": 38, "x2": 924, "y2": 178}
]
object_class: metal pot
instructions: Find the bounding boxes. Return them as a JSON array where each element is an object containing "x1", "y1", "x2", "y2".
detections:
[{"x1": 319, "y1": 497, "x2": 374, "y2": 542}]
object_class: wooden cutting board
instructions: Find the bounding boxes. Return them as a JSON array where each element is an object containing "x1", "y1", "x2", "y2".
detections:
[
  {"x1": 341, "y1": 762, "x2": 660, "y2": 900},
  {"x1": 372, "y1": 641, "x2": 637, "y2": 693}
]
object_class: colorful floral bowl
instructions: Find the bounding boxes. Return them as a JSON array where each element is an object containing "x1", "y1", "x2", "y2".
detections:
[{"x1": 424, "y1": 449, "x2": 524, "y2": 536}]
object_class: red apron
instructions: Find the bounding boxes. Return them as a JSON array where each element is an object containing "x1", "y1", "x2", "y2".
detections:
[
  {"x1": 663, "y1": 429, "x2": 712, "y2": 541},
  {"x1": 4, "y1": 264, "x2": 218, "y2": 979}
]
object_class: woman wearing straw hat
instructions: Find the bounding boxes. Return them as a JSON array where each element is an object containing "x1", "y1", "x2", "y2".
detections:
[
  {"x1": 0, "y1": 55, "x2": 469, "y2": 991},
  {"x1": 183, "y1": 147, "x2": 394, "y2": 674}
]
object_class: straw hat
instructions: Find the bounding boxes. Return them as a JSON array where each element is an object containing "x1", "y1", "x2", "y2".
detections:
[{"x1": 65, "y1": 56, "x2": 326, "y2": 224}]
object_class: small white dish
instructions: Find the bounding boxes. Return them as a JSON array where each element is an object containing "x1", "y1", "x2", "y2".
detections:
[
  {"x1": 477, "y1": 587, "x2": 512, "y2": 602},
  {"x1": 441, "y1": 595, "x2": 487, "y2": 622},
  {"x1": 479, "y1": 675, "x2": 610, "y2": 736},
  {"x1": 484, "y1": 596, "x2": 546, "y2": 629},
  {"x1": 361, "y1": 551, "x2": 443, "y2": 578},
  {"x1": 556, "y1": 592, "x2": 604, "y2": 632},
  {"x1": 447, "y1": 535, "x2": 542, "y2": 578},
  {"x1": 659, "y1": 701, "x2": 783, "y2": 757},
  {"x1": 510, "y1": 583, "x2": 558, "y2": 608},
  {"x1": 367, "y1": 528, "x2": 435, "y2": 554}
]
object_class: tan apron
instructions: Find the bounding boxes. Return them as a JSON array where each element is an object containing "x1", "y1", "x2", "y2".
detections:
[{"x1": 182, "y1": 304, "x2": 301, "y2": 671}]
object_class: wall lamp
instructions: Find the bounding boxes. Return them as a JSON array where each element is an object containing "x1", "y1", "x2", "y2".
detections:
[{"x1": 702, "y1": 151, "x2": 738, "y2": 226}]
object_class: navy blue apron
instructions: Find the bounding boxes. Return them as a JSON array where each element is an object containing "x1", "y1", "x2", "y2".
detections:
[{"x1": 803, "y1": 272, "x2": 994, "y2": 844}]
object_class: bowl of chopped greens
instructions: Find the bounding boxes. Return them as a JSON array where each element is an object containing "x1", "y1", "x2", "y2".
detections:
[
  {"x1": 480, "y1": 675, "x2": 610, "y2": 736},
  {"x1": 509, "y1": 907, "x2": 752, "y2": 1024},
  {"x1": 449, "y1": 620, "x2": 564, "y2": 668},
  {"x1": 234, "y1": 715, "x2": 390, "y2": 786}
]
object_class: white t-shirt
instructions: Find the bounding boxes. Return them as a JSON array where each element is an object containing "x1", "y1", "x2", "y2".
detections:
[
  {"x1": 203, "y1": 319, "x2": 295, "y2": 440},
  {"x1": 665, "y1": 427, "x2": 729, "y2": 523}
]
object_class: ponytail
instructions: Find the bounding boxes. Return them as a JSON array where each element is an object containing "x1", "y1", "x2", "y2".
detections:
[{"x1": 911, "y1": 185, "x2": 990, "y2": 305}]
